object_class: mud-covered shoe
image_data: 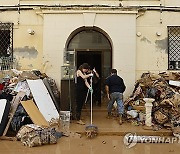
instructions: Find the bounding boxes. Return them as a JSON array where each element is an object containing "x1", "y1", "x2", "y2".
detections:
[
  {"x1": 119, "y1": 115, "x2": 123, "y2": 125},
  {"x1": 106, "y1": 112, "x2": 112, "y2": 119},
  {"x1": 77, "y1": 120, "x2": 85, "y2": 125}
]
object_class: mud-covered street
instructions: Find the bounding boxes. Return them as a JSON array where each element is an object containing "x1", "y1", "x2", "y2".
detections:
[
  {"x1": 1, "y1": 136, "x2": 180, "y2": 154},
  {"x1": 1, "y1": 70, "x2": 180, "y2": 154}
]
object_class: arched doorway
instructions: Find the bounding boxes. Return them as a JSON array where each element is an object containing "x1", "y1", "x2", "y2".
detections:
[{"x1": 66, "y1": 27, "x2": 112, "y2": 106}]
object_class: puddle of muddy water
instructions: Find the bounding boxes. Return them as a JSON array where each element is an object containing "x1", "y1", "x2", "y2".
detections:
[{"x1": 0, "y1": 136, "x2": 180, "y2": 154}]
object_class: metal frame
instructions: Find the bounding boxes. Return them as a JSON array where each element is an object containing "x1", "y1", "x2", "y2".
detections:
[
  {"x1": 0, "y1": 22, "x2": 15, "y2": 70},
  {"x1": 168, "y1": 26, "x2": 180, "y2": 70}
]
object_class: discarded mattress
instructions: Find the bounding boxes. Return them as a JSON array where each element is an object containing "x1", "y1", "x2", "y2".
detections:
[
  {"x1": 0, "y1": 99, "x2": 10, "y2": 136},
  {"x1": 27, "y1": 79, "x2": 59, "y2": 122}
]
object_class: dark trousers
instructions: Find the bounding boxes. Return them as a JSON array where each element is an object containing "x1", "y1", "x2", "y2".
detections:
[
  {"x1": 76, "y1": 89, "x2": 86, "y2": 120},
  {"x1": 93, "y1": 82, "x2": 101, "y2": 105}
]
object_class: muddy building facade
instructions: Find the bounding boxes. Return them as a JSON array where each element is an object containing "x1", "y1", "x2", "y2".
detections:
[{"x1": 0, "y1": 0, "x2": 180, "y2": 97}]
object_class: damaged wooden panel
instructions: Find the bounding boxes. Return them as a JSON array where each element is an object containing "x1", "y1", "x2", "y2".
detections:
[
  {"x1": 21, "y1": 100, "x2": 49, "y2": 127},
  {"x1": 2, "y1": 91, "x2": 26, "y2": 136},
  {"x1": 27, "y1": 79, "x2": 59, "y2": 122}
]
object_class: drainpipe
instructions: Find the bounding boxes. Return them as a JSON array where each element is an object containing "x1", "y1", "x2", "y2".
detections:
[{"x1": 159, "y1": 0, "x2": 163, "y2": 24}]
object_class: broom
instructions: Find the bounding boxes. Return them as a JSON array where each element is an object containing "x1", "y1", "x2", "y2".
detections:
[{"x1": 85, "y1": 76, "x2": 98, "y2": 138}]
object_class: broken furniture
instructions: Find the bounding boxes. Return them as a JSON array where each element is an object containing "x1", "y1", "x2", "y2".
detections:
[
  {"x1": 0, "y1": 91, "x2": 26, "y2": 140},
  {"x1": 21, "y1": 100, "x2": 49, "y2": 127},
  {"x1": 124, "y1": 72, "x2": 180, "y2": 133},
  {"x1": 143, "y1": 98, "x2": 154, "y2": 127}
]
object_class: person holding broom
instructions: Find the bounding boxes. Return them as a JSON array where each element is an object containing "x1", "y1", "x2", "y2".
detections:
[
  {"x1": 75, "y1": 63, "x2": 93, "y2": 125},
  {"x1": 105, "y1": 69, "x2": 126, "y2": 125}
]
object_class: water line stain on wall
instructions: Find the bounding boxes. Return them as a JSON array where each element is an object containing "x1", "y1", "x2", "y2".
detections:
[
  {"x1": 155, "y1": 38, "x2": 168, "y2": 53},
  {"x1": 14, "y1": 46, "x2": 38, "y2": 59}
]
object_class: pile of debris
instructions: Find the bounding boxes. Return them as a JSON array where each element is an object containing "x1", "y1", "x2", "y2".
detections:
[
  {"x1": 124, "y1": 72, "x2": 180, "y2": 136},
  {"x1": 0, "y1": 69, "x2": 64, "y2": 147}
]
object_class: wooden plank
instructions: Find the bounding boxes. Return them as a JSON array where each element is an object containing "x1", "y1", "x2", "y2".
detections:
[
  {"x1": 21, "y1": 100, "x2": 49, "y2": 127},
  {"x1": 0, "y1": 136, "x2": 16, "y2": 141},
  {"x1": 27, "y1": 79, "x2": 59, "y2": 122},
  {"x1": 2, "y1": 91, "x2": 26, "y2": 136}
]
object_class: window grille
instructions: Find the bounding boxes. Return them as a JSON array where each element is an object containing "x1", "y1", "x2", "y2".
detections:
[
  {"x1": 0, "y1": 57, "x2": 17, "y2": 70},
  {"x1": 168, "y1": 26, "x2": 180, "y2": 70},
  {"x1": 0, "y1": 22, "x2": 15, "y2": 70}
]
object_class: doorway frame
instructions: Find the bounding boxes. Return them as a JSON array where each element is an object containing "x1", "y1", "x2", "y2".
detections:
[{"x1": 65, "y1": 27, "x2": 113, "y2": 104}]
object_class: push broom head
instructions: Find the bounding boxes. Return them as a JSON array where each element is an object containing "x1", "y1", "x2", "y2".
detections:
[{"x1": 85, "y1": 124, "x2": 98, "y2": 138}]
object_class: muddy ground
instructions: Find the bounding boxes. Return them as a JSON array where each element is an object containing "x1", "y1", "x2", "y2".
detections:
[{"x1": 0, "y1": 136, "x2": 180, "y2": 154}]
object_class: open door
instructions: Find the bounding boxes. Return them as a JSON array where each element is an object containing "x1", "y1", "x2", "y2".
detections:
[
  {"x1": 76, "y1": 50, "x2": 102, "y2": 106},
  {"x1": 76, "y1": 51, "x2": 102, "y2": 76}
]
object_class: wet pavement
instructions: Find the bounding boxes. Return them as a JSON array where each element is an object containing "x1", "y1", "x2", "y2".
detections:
[
  {"x1": 69, "y1": 105, "x2": 172, "y2": 136},
  {"x1": 0, "y1": 104, "x2": 179, "y2": 154},
  {"x1": 0, "y1": 136, "x2": 180, "y2": 154}
]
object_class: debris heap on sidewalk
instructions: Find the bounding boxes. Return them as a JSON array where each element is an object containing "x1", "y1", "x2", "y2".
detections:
[
  {"x1": 0, "y1": 69, "x2": 63, "y2": 147},
  {"x1": 124, "y1": 72, "x2": 180, "y2": 135},
  {"x1": 16, "y1": 124, "x2": 62, "y2": 147}
]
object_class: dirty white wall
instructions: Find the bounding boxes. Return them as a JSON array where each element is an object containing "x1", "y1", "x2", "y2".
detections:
[
  {"x1": 0, "y1": 10, "x2": 43, "y2": 70},
  {"x1": 136, "y1": 10, "x2": 180, "y2": 79},
  {"x1": 43, "y1": 11, "x2": 136, "y2": 97}
]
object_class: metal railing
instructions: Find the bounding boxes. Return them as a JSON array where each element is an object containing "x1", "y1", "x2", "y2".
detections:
[
  {"x1": 0, "y1": 57, "x2": 17, "y2": 70},
  {"x1": 168, "y1": 26, "x2": 180, "y2": 70}
]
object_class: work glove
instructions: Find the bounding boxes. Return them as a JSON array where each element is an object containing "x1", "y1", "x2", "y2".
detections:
[
  {"x1": 93, "y1": 68, "x2": 96, "y2": 73},
  {"x1": 89, "y1": 87, "x2": 93, "y2": 93}
]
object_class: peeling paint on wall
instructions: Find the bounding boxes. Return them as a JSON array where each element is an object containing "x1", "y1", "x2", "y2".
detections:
[
  {"x1": 14, "y1": 46, "x2": 38, "y2": 59},
  {"x1": 155, "y1": 38, "x2": 168, "y2": 53},
  {"x1": 140, "y1": 37, "x2": 151, "y2": 44}
]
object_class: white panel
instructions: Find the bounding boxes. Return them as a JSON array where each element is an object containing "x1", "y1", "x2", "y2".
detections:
[
  {"x1": 169, "y1": 80, "x2": 180, "y2": 87},
  {"x1": 27, "y1": 79, "x2": 59, "y2": 122},
  {"x1": 0, "y1": 99, "x2": 7, "y2": 122}
]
